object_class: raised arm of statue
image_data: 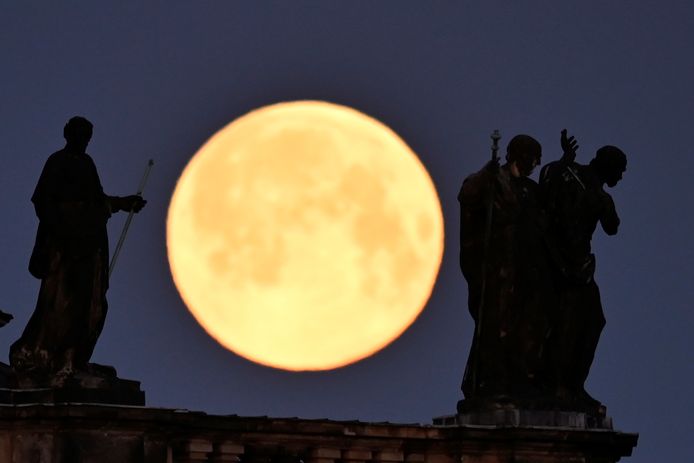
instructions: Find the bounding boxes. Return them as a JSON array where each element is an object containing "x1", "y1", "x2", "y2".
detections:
[{"x1": 560, "y1": 129, "x2": 579, "y2": 164}]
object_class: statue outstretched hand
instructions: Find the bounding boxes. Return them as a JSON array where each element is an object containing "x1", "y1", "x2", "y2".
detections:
[
  {"x1": 560, "y1": 129, "x2": 579, "y2": 163},
  {"x1": 112, "y1": 195, "x2": 147, "y2": 213}
]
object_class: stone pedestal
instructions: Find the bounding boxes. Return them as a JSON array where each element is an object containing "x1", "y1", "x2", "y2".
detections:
[
  {"x1": 0, "y1": 379, "x2": 145, "y2": 406},
  {"x1": 440, "y1": 400, "x2": 612, "y2": 430},
  {"x1": 0, "y1": 362, "x2": 145, "y2": 406},
  {"x1": 433, "y1": 401, "x2": 637, "y2": 463},
  {"x1": 435, "y1": 424, "x2": 637, "y2": 463}
]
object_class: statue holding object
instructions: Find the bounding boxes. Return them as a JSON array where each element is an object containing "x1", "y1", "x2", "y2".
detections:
[
  {"x1": 458, "y1": 129, "x2": 626, "y2": 413},
  {"x1": 539, "y1": 130, "x2": 627, "y2": 406},
  {"x1": 9, "y1": 116, "x2": 147, "y2": 389},
  {"x1": 458, "y1": 132, "x2": 556, "y2": 401}
]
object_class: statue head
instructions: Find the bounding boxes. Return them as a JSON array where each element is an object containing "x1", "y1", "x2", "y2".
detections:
[
  {"x1": 506, "y1": 134, "x2": 542, "y2": 177},
  {"x1": 63, "y1": 116, "x2": 93, "y2": 153},
  {"x1": 590, "y1": 146, "x2": 627, "y2": 187}
]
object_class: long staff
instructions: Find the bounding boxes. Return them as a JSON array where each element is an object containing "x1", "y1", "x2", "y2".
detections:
[
  {"x1": 470, "y1": 130, "x2": 501, "y2": 396},
  {"x1": 109, "y1": 159, "x2": 154, "y2": 278}
]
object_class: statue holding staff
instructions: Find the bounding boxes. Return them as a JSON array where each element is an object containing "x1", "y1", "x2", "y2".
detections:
[
  {"x1": 458, "y1": 132, "x2": 557, "y2": 401},
  {"x1": 11, "y1": 116, "x2": 147, "y2": 387}
]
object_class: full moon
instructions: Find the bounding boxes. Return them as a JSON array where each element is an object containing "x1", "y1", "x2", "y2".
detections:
[{"x1": 167, "y1": 101, "x2": 444, "y2": 371}]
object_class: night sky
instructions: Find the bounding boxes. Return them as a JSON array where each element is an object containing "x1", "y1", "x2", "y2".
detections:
[{"x1": 1, "y1": 3, "x2": 692, "y2": 462}]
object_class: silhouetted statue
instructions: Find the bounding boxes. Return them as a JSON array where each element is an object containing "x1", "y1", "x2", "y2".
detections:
[
  {"x1": 539, "y1": 130, "x2": 626, "y2": 407},
  {"x1": 10, "y1": 116, "x2": 146, "y2": 387},
  {"x1": 458, "y1": 134, "x2": 557, "y2": 401}
]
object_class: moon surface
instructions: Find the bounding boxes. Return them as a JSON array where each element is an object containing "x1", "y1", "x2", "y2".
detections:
[{"x1": 167, "y1": 101, "x2": 444, "y2": 371}]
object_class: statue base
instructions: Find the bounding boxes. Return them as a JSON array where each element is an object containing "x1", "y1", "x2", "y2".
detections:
[
  {"x1": 0, "y1": 362, "x2": 145, "y2": 406},
  {"x1": 445, "y1": 396, "x2": 611, "y2": 429},
  {"x1": 431, "y1": 397, "x2": 636, "y2": 462}
]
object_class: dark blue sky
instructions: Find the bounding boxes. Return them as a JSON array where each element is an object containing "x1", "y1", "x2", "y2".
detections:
[{"x1": 1, "y1": 3, "x2": 692, "y2": 462}]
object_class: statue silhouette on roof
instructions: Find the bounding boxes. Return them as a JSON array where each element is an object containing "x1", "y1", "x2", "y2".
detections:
[
  {"x1": 9, "y1": 116, "x2": 146, "y2": 388},
  {"x1": 458, "y1": 129, "x2": 626, "y2": 416},
  {"x1": 458, "y1": 133, "x2": 557, "y2": 402},
  {"x1": 539, "y1": 130, "x2": 627, "y2": 408}
]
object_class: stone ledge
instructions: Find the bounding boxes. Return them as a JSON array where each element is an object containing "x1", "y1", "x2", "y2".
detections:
[
  {"x1": 0, "y1": 379, "x2": 145, "y2": 407},
  {"x1": 434, "y1": 409, "x2": 612, "y2": 429},
  {"x1": 0, "y1": 404, "x2": 638, "y2": 463}
]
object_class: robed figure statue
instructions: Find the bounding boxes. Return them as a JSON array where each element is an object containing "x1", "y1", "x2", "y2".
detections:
[
  {"x1": 10, "y1": 116, "x2": 146, "y2": 387},
  {"x1": 459, "y1": 134, "x2": 557, "y2": 402},
  {"x1": 458, "y1": 129, "x2": 627, "y2": 415}
]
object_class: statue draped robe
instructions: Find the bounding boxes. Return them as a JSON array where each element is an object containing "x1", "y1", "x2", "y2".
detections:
[
  {"x1": 459, "y1": 164, "x2": 557, "y2": 399},
  {"x1": 11, "y1": 149, "x2": 112, "y2": 384}
]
